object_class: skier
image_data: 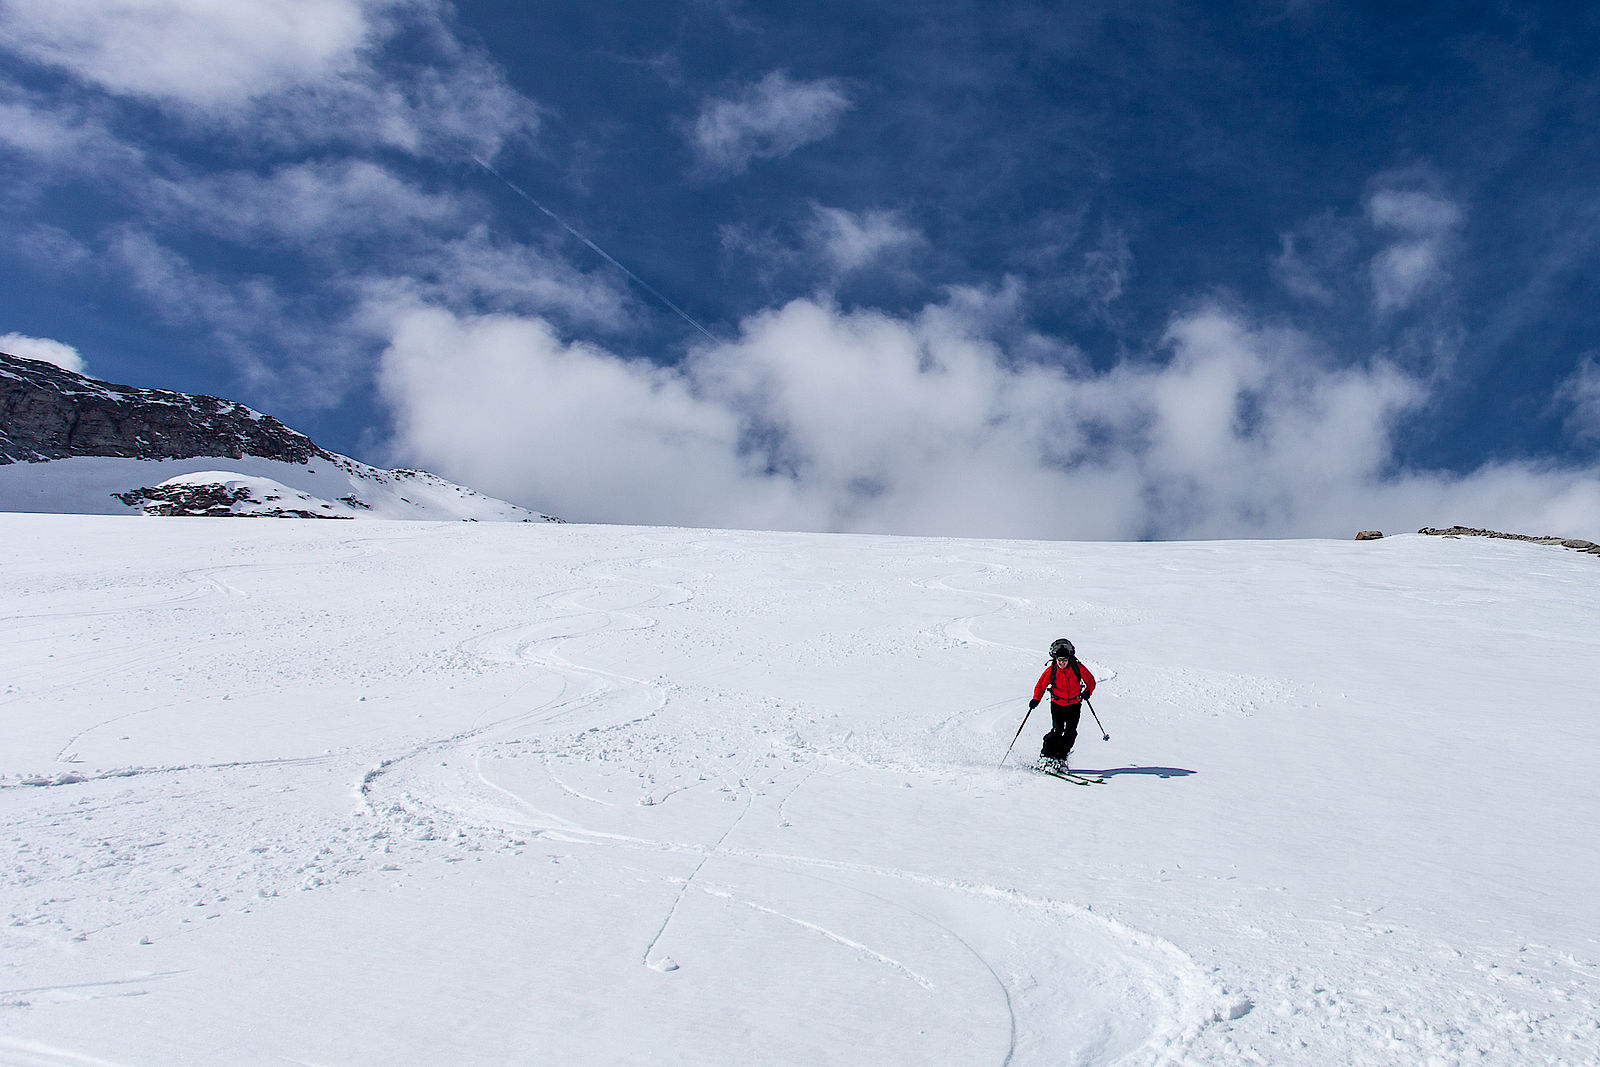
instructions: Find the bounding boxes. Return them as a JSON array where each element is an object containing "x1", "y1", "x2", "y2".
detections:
[{"x1": 1029, "y1": 638, "x2": 1096, "y2": 772}]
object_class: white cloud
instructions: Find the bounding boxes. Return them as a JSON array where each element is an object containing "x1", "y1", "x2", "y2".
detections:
[
  {"x1": 1272, "y1": 232, "x2": 1336, "y2": 305},
  {"x1": 358, "y1": 225, "x2": 632, "y2": 331},
  {"x1": 377, "y1": 306, "x2": 793, "y2": 529},
  {"x1": 0, "y1": 0, "x2": 380, "y2": 108},
  {"x1": 1067, "y1": 226, "x2": 1134, "y2": 315},
  {"x1": 1367, "y1": 189, "x2": 1463, "y2": 235},
  {"x1": 111, "y1": 230, "x2": 374, "y2": 405},
  {"x1": 151, "y1": 160, "x2": 467, "y2": 244},
  {"x1": 243, "y1": 35, "x2": 537, "y2": 159},
  {"x1": 19, "y1": 156, "x2": 622, "y2": 402},
  {"x1": 1557, "y1": 356, "x2": 1600, "y2": 443},
  {"x1": 1274, "y1": 186, "x2": 1464, "y2": 317},
  {"x1": 0, "y1": 0, "x2": 536, "y2": 159},
  {"x1": 112, "y1": 230, "x2": 294, "y2": 389},
  {"x1": 379, "y1": 293, "x2": 1600, "y2": 539},
  {"x1": 0, "y1": 331, "x2": 87, "y2": 373},
  {"x1": 1112, "y1": 310, "x2": 1430, "y2": 535},
  {"x1": 716, "y1": 205, "x2": 922, "y2": 295},
  {"x1": 807, "y1": 205, "x2": 921, "y2": 274},
  {"x1": 0, "y1": 86, "x2": 140, "y2": 176},
  {"x1": 692, "y1": 71, "x2": 851, "y2": 176},
  {"x1": 0, "y1": 96, "x2": 105, "y2": 158},
  {"x1": 1366, "y1": 186, "x2": 1462, "y2": 313},
  {"x1": 1370, "y1": 241, "x2": 1443, "y2": 312},
  {"x1": 0, "y1": 0, "x2": 552, "y2": 404},
  {"x1": 11, "y1": 225, "x2": 94, "y2": 272}
]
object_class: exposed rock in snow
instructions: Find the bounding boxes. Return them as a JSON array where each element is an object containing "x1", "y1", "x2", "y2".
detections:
[
  {"x1": 1419, "y1": 524, "x2": 1599, "y2": 555},
  {"x1": 114, "y1": 472, "x2": 353, "y2": 518}
]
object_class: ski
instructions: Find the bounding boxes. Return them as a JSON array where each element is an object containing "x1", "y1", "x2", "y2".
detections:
[{"x1": 1034, "y1": 765, "x2": 1105, "y2": 786}]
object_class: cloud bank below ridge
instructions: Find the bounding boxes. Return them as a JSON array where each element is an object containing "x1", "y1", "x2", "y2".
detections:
[{"x1": 379, "y1": 294, "x2": 1600, "y2": 540}]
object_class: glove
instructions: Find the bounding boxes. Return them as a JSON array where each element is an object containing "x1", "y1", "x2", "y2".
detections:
[{"x1": 1028, "y1": 698, "x2": 1040, "y2": 710}]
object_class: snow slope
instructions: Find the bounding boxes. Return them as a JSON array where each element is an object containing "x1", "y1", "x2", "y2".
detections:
[
  {"x1": 1, "y1": 515, "x2": 1596, "y2": 1065},
  {"x1": 0, "y1": 455, "x2": 557, "y2": 522}
]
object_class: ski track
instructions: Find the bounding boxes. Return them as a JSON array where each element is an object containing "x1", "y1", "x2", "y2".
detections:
[
  {"x1": 0, "y1": 1036, "x2": 138, "y2": 1067},
  {"x1": 372, "y1": 754, "x2": 1218, "y2": 1066},
  {"x1": 0, "y1": 543, "x2": 394, "y2": 706},
  {"x1": 1, "y1": 528, "x2": 495, "y2": 975},
  {"x1": 696, "y1": 879, "x2": 938, "y2": 991},
  {"x1": 9, "y1": 522, "x2": 1593, "y2": 1063},
  {"x1": 915, "y1": 561, "x2": 1126, "y2": 726},
  {"x1": 352, "y1": 544, "x2": 1229, "y2": 1065}
]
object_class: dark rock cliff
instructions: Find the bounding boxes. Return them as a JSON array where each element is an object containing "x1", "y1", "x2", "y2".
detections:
[{"x1": 1, "y1": 352, "x2": 329, "y2": 465}]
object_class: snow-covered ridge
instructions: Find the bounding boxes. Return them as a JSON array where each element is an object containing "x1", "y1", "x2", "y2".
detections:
[
  {"x1": 0, "y1": 453, "x2": 562, "y2": 522},
  {"x1": 0, "y1": 350, "x2": 560, "y2": 521},
  {"x1": 114, "y1": 471, "x2": 344, "y2": 519}
]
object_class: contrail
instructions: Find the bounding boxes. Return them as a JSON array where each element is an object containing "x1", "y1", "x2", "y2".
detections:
[{"x1": 472, "y1": 156, "x2": 722, "y2": 346}]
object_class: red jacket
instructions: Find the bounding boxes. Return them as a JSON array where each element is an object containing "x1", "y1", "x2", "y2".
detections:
[{"x1": 1034, "y1": 660, "x2": 1095, "y2": 705}]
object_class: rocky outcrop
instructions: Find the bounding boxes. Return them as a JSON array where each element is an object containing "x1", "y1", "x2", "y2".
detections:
[
  {"x1": 1354, "y1": 530, "x2": 1384, "y2": 540},
  {"x1": 1, "y1": 351, "x2": 328, "y2": 465},
  {"x1": 113, "y1": 481, "x2": 353, "y2": 519},
  {"x1": 1419, "y1": 526, "x2": 1600, "y2": 556}
]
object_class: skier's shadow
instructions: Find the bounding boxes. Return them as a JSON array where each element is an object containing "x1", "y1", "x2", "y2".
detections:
[{"x1": 1077, "y1": 765, "x2": 1195, "y2": 779}]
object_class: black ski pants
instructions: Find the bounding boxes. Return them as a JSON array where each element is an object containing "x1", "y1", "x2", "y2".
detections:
[{"x1": 1041, "y1": 701, "x2": 1082, "y2": 759}]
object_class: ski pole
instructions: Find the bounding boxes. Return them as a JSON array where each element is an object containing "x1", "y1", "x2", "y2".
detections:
[
  {"x1": 1085, "y1": 697, "x2": 1109, "y2": 741},
  {"x1": 999, "y1": 703, "x2": 1035, "y2": 767}
]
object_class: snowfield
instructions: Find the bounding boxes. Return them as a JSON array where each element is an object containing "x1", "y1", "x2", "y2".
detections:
[
  {"x1": 0, "y1": 455, "x2": 557, "y2": 522},
  {"x1": 1, "y1": 513, "x2": 1597, "y2": 1065}
]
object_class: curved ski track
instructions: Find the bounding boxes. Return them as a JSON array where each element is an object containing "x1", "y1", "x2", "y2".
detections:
[{"x1": 358, "y1": 544, "x2": 1231, "y2": 1066}]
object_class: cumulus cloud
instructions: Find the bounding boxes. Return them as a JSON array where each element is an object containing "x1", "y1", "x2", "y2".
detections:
[
  {"x1": 1366, "y1": 185, "x2": 1462, "y2": 312},
  {"x1": 0, "y1": 331, "x2": 87, "y2": 373},
  {"x1": 377, "y1": 307, "x2": 788, "y2": 529},
  {"x1": 691, "y1": 71, "x2": 851, "y2": 176},
  {"x1": 377, "y1": 293, "x2": 1599, "y2": 539}
]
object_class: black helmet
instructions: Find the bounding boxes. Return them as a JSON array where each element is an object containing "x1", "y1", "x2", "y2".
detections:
[{"x1": 1049, "y1": 638, "x2": 1075, "y2": 658}]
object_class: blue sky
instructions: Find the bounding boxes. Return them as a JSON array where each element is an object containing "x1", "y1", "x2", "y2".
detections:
[{"x1": 3, "y1": 0, "x2": 1599, "y2": 538}]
